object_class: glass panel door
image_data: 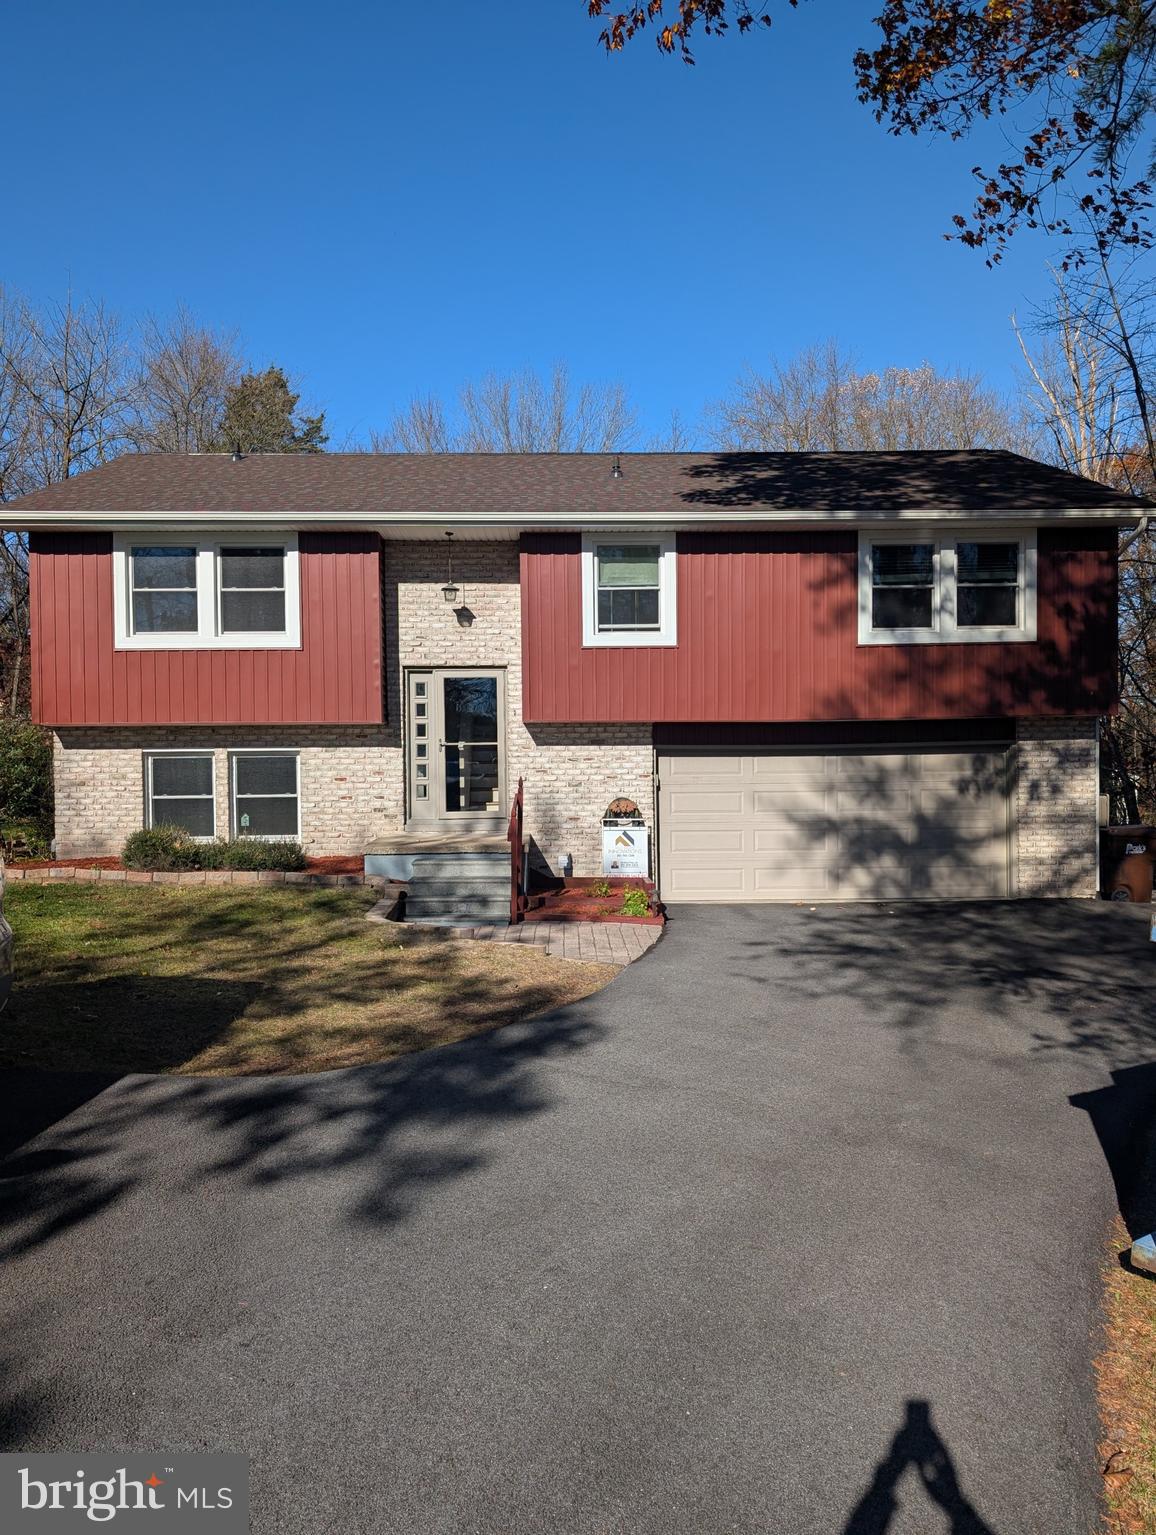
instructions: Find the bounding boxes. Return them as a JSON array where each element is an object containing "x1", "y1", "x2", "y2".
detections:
[
  {"x1": 441, "y1": 674, "x2": 500, "y2": 815},
  {"x1": 407, "y1": 669, "x2": 504, "y2": 823}
]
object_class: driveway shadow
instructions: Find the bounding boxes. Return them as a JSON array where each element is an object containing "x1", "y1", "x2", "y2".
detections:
[
  {"x1": 0, "y1": 992, "x2": 607, "y2": 1259},
  {"x1": 1071, "y1": 1061, "x2": 1156, "y2": 1245},
  {"x1": 733, "y1": 901, "x2": 1156, "y2": 1063}
]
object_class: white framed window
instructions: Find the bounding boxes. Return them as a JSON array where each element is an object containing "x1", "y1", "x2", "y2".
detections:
[
  {"x1": 113, "y1": 533, "x2": 301, "y2": 649},
  {"x1": 581, "y1": 532, "x2": 677, "y2": 647},
  {"x1": 130, "y1": 546, "x2": 200, "y2": 635},
  {"x1": 858, "y1": 529, "x2": 1037, "y2": 645},
  {"x1": 144, "y1": 752, "x2": 216, "y2": 839},
  {"x1": 229, "y1": 751, "x2": 301, "y2": 840}
]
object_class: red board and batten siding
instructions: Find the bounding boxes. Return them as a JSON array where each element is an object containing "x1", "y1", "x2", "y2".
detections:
[
  {"x1": 520, "y1": 528, "x2": 1118, "y2": 723},
  {"x1": 29, "y1": 532, "x2": 385, "y2": 725}
]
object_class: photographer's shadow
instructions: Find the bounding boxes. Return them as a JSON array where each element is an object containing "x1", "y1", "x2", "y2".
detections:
[{"x1": 843, "y1": 1399, "x2": 997, "y2": 1535}]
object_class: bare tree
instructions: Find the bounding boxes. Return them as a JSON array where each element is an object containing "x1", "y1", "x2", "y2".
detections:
[
  {"x1": 368, "y1": 395, "x2": 454, "y2": 454},
  {"x1": 1015, "y1": 262, "x2": 1156, "y2": 499},
  {"x1": 0, "y1": 290, "x2": 130, "y2": 715},
  {"x1": 647, "y1": 408, "x2": 695, "y2": 450},
  {"x1": 0, "y1": 290, "x2": 130, "y2": 488},
  {"x1": 368, "y1": 365, "x2": 637, "y2": 453},
  {"x1": 1014, "y1": 295, "x2": 1119, "y2": 487},
  {"x1": 1016, "y1": 265, "x2": 1156, "y2": 821},
  {"x1": 0, "y1": 290, "x2": 33, "y2": 505},
  {"x1": 460, "y1": 365, "x2": 635, "y2": 452},
  {"x1": 712, "y1": 342, "x2": 1029, "y2": 453},
  {"x1": 127, "y1": 308, "x2": 243, "y2": 453}
]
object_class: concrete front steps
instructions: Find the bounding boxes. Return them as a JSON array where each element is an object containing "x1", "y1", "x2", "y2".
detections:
[
  {"x1": 361, "y1": 844, "x2": 663, "y2": 928},
  {"x1": 395, "y1": 851, "x2": 512, "y2": 926}
]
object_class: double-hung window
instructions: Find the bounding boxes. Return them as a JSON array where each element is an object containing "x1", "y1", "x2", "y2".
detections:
[
  {"x1": 581, "y1": 532, "x2": 677, "y2": 646},
  {"x1": 869, "y1": 543, "x2": 936, "y2": 630},
  {"x1": 230, "y1": 752, "x2": 300, "y2": 839},
  {"x1": 145, "y1": 753, "x2": 216, "y2": 838},
  {"x1": 218, "y1": 547, "x2": 288, "y2": 634},
  {"x1": 858, "y1": 530, "x2": 1036, "y2": 644},
  {"x1": 131, "y1": 547, "x2": 200, "y2": 634},
  {"x1": 114, "y1": 535, "x2": 301, "y2": 648},
  {"x1": 956, "y1": 541, "x2": 1020, "y2": 627}
]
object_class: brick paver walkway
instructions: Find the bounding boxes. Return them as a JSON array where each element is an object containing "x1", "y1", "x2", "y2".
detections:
[{"x1": 367, "y1": 903, "x2": 661, "y2": 965}]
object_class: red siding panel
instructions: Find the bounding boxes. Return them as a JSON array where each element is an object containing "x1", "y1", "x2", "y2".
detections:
[
  {"x1": 30, "y1": 532, "x2": 385, "y2": 725},
  {"x1": 521, "y1": 528, "x2": 1117, "y2": 723}
]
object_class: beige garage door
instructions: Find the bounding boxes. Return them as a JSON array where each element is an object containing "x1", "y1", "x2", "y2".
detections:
[{"x1": 658, "y1": 749, "x2": 1011, "y2": 901}]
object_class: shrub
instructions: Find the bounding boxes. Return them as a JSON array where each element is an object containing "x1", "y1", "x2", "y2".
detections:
[
  {"x1": 2, "y1": 820, "x2": 52, "y2": 858},
  {"x1": 122, "y1": 825, "x2": 203, "y2": 871},
  {"x1": 588, "y1": 878, "x2": 612, "y2": 898},
  {"x1": 230, "y1": 839, "x2": 307, "y2": 871},
  {"x1": 0, "y1": 720, "x2": 53, "y2": 844},
  {"x1": 123, "y1": 830, "x2": 308, "y2": 873},
  {"x1": 198, "y1": 838, "x2": 307, "y2": 872},
  {"x1": 620, "y1": 886, "x2": 650, "y2": 918}
]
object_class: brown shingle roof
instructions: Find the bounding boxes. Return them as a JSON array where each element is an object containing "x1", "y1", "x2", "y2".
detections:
[{"x1": 0, "y1": 449, "x2": 1146, "y2": 523}]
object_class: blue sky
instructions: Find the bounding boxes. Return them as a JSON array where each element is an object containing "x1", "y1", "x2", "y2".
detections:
[{"x1": 2, "y1": 0, "x2": 1064, "y2": 445}]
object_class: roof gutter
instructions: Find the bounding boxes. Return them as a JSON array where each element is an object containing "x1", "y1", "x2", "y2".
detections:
[{"x1": 0, "y1": 506, "x2": 1146, "y2": 531}]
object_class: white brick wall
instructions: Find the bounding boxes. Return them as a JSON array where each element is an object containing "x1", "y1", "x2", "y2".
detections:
[
  {"x1": 53, "y1": 726, "x2": 398, "y2": 857},
  {"x1": 52, "y1": 540, "x2": 657, "y2": 873},
  {"x1": 1014, "y1": 717, "x2": 1100, "y2": 896},
  {"x1": 387, "y1": 540, "x2": 655, "y2": 875}
]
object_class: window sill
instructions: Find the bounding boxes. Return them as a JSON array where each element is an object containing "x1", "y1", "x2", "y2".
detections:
[
  {"x1": 858, "y1": 627, "x2": 1036, "y2": 646},
  {"x1": 115, "y1": 635, "x2": 303, "y2": 652},
  {"x1": 581, "y1": 634, "x2": 679, "y2": 649}
]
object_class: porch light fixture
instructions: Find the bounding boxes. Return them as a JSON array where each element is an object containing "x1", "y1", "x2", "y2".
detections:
[
  {"x1": 441, "y1": 530, "x2": 460, "y2": 604},
  {"x1": 611, "y1": 454, "x2": 623, "y2": 479}
]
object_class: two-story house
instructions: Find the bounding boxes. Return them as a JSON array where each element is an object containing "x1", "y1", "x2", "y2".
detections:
[{"x1": 2, "y1": 449, "x2": 1140, "y2": 902}]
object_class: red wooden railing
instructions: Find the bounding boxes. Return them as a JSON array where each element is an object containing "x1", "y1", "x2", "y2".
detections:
[{"x1": 508, "y1": 776, "x2": 525, "y2": 925}]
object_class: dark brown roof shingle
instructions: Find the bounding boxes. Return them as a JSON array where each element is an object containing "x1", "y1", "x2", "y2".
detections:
[{"x1": 0, "y1": 449, "x2": 1145, "y2": 521}]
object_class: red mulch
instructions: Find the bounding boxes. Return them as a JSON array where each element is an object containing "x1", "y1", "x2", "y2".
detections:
[
  {"x1": 15, "y1": 856, "x2": 124, "y2": 870},
  {"x1": 12, "y1": 853, "x2": 365, "y2": 875}
]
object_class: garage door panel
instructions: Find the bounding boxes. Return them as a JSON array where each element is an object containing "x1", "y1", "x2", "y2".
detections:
[
  {"x1": 834, "y1": 790, "x2": 914, "y2": 818},
  {"x1": 667, "y1": 828, "x2": 746, "y2": 854},
  {"x1": 659, "y1": 747, "x2": 1010, "y2": 902},
  {"x1": 752, "y1": 825, "x2": 837, "y2": 854},
  {"x1": 753, "y1": 864, "x2": 836, "y2": 894},
  {"x1": 834, "y1": 753, "x2": 911, "y2": 780},
  {"x1": 663, "y1": 754, "x2": 745, "y2": 780},
  {"x1": 750, "y1": 755, "x2": 829, "y2": 779},
  {"x1": 666, "y1": 789, "x2": 746, "y2": 817},
  {"x1": 751, "y1": 788, "x2": 834, "y2": 815},
  {"x1": 664, "y1": 865, "x2": 749, "y2": 896}
]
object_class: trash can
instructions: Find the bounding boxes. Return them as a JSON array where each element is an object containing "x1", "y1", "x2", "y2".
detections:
[{"x1": 1100, "y1": 825, "x2": 1155, "y2": 902}]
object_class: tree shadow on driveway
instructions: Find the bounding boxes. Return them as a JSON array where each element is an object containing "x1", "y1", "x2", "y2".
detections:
[
  {"x1": 0, "y1": 983, "x2": 607, "y2": 1260},
  {"x1": 729, "y1": 900, "x2": 1155, "y2": 1064}
]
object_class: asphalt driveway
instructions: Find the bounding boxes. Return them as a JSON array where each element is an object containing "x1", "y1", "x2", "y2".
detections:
[{"x1": 1, "y1": 901, "x2": 1154, "y2": 1535}]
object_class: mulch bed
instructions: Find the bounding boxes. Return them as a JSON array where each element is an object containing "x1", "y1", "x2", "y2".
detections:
[{"x1": 10, "y1": 853, "x2": 365, "y2": 875}]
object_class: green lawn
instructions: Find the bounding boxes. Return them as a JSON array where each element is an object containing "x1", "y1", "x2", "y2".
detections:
[{"x1": 0, "y1": 883, "x2": 618, "y2": 1076}]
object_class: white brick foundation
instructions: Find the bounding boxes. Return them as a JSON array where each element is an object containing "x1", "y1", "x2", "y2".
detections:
[
  {"x1": 1014, "y1": 717, "x2": 1100, "y2": 896},
  {"x1": 52, "y1": 726, "x2": 398, "y2": 857}
]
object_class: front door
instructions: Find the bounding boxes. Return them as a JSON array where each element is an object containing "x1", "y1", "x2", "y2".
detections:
[{"x1": 407, "y1": 669, "x2": 505, "y2": 826}]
